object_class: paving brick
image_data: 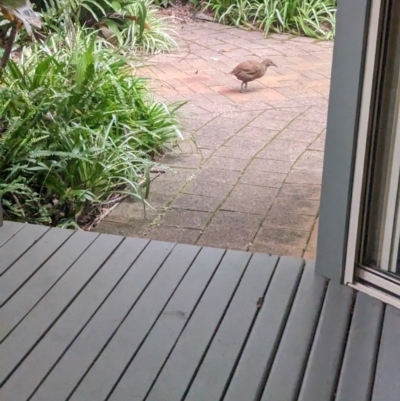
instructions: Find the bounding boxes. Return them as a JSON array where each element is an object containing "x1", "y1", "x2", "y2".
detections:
[
  {"x1": 257, "y1": 139, "x2": 309, "y2": 161},
  {"x1": 239, "y1": 170, "x2": 286, "y2": 188},
  {"x1": 149, "y1": 174, "x2": 192, "y2": 196},
  {"x1": 184, "y1": 82, "x2": 215, "y2": 94},
  {"x1": 106, "y1": 201, "x2": 159, "y2": 224},
  {"x1": 235, "y1": 126, "x2": 279, "y2": 141},
  {"x1": 161, "y1": 153, "x2": 201, "y2": 168},
  {"x1": 184, "y1": 179, "x2": 233, "y2": 198},
  {"x1": 195, "y1": 167, "x2": 241, "y2": 184},
  {"x1": 285, "y1": 169, "x2": 323, "y2": 185},
  {"x1": 221, "y1": 110, "x2": 263, "y2": 120},
  {"x1": 194, "y1": 135, "x2": 226, "y2": 149},
  {"x1": 275, "y1": 86, "x2": 301, "y2": 98},
  {"x1": 308, "y1": 135, "x2": 326, "y2": 151},
  {"x1": 171, "y1": 194, "x2": 223, "y2": 212},
  {"x1": 197, "y1": 211, "x2": 262, "y2": 250},
  {"x1": 96, "y1": 220, "x2": 149, "y2": 238},
  {"x1": 214, "y1": 146, "x2": 258, "y2": 159},
  {"x1": 303, "y1": 250, "x2": 316, "y2": 259},
  {"x1": 221, "y1": 184, "x2": 278, "y2": 215},
  {"x1": 300, "y1": 149, "x2": 324, "y2": 161},
  {"x1": 97, "y1": 23, "x2": 333, "y2": 255},
  {"x1": 205, "y1": 116, "x2": 251, "y2": 130},
  {"x1": 224, "y1": 136, "x2": 265, "y2": 150},
  {"x1": 258, "y1": 108, "x2": 306, "y2": 120},
  {"x1": 286, "y1": 118, "x2": 326, "y2": 133},
  {"x1": 271, "y1": 99, "x2": 308, "y2": 108},
  {"x1": 254, "y1": 226, "x2": 310, "y2": 248},
  {"x1": 175, "y1": 86, "x2": 196, "y2": 95},
  {"x1": 145, "y1": 192, "x2": 177, "y2": 209},
  {"x1": 278, "y1": 184, "x2": 321, "y2": 200},
  {"x1": 145, "y1": 226, "x2": 201, "y2": 245},
  {"x1": 248, "y1": 158, "x2": 294, "y2": 174},
  {"x1": 250, "y1": 243, "x2": 303, "y2": 257},
  {"x1": 263, "y1": 209, "x2": 315, "y2": 231},
  {"x1": 305, "y1": 219, "x2": 319, "y2": 253},
  {"x1": 277, "y1": 128, "x2": 320, "y2": 143},
  {"x1": 292, "y1": 159, "x2": 324, "y2": 171},
  {"x1": 222, "y1": 48, "x2": 255, "y2": 59},
  {"x1": 199, "y1": 148, "x2": 214, "y2": 159},
  {"x1": 249, "y1": 117, "x2": 292, "y2": 130},
  {"x1": 159, "y1": 209, "x2": 212, "y2": 229},
  {"x1": 272, "y1": 198, "x2": 320, "y2": 216},
  {"x1": 203, "y1": 157, "x2": 248, "y2": 171}
]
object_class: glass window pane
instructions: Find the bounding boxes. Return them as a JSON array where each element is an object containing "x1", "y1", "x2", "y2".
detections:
[
  {"x1": 397, "y1": 240, "x2": 400, "y2": 273},
  {"x1": 361, "y1": 0, "x2": 400, "y2": 271}
]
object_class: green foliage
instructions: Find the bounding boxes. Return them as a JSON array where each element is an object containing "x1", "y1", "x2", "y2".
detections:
[
  {"x1": 121, "y1": 0, "x2": 178, "y2": 52},
  {"x1": 0, "y1": 29, "x2": 184, "y2": 226},
  {"x1": 29, "y1": 0, "x2": 178, "y2": 53},
  {"x1": 0, "y1": 0, "x2": 178, "y2": 55},
  {"x1": 207, "y1": 0, "x2": 336, "y2": 39},
  {"x1": 151, "y1": 0, "x2": 173, "y2": 8}
]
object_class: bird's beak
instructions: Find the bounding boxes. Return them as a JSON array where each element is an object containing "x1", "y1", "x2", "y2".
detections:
[{"x1": 271, "y1": 62, "x2": 278, "y2": 68}]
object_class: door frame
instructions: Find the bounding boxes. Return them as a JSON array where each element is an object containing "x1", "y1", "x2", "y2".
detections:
[
  {"x1": 343, "y1": 0, "x2": 382, "y2": 285},
  {"x1": 340, "y1": 0, "x2": 400, "y2": 308},
  {"x1": 315, "y1": 0, "x2": 373, "y2": 281}
]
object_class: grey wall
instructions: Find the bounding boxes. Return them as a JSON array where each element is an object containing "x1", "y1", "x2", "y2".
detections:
[{"x1": 315, "y1": 0, "x2": 372, "y2": 280}]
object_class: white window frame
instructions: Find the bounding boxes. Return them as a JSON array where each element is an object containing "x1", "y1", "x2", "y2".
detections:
[
  {"x1": 344, "y1": 0, "x2": 382, "y2": 285},
  {"x1": 344, "y1": 0, "x2": 400, "y2": 298}
]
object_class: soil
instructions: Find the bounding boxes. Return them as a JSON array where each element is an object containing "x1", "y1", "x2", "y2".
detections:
[{"x1": 156, "y1": 1, "x2": 214, "y2": 25}]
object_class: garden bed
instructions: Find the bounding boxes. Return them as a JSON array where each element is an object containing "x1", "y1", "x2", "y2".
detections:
[{"x1": 0, "y1": 0, "x2": 184, "y2": 229}]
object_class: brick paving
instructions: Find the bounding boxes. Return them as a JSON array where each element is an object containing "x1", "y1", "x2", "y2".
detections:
[{"x1": 96, "y1": 21, "x2": 333, "y2": 259}]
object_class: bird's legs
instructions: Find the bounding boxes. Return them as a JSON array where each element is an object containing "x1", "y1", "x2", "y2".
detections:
[{"x1": 240, "y1": 82, "x2": 248, "y2": 93}]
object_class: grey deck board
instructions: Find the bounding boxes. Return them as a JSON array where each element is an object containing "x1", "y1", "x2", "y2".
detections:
[
  {"x1": 223, "y1": 257, "x2": 304, "y2": 401},
  {"x1": 0, "y1": 221, "x2": 25, "y2": 248},
  {"x1": 297, "y1": 281, "x2": 354, "y2": 401},
  {"x1": 27, "y1": 239, "x2": 172, "y2": 401},
  {"x1": 371, "y1": 305, "x2": 400, "y2": 401},
  {"x1": 69, "y1": 243, "x2": 201, "y2": 401},
  {"x1": 1, "y1": 236, "x2": 149, "y2": 401},
  {"x1": 0, "y1": 221, "x2": 399, "y2": 401},
  {"x1": 0, "y1": 233, "x2": 123, "y2": 387},
  {"x1": 335, "y1": 292, "x2": 384, "y2": 401},
  {"x1": 0, "y1": 228, "x2": 74, "y2": 306},
  {"x1": 0, "y1": 223, "x2": 48, "y2": 275},
  {"x1": 109, "y1": 247, "x2": 226, "y2": 401},
  {"x1": 260, "y1": 262, "x2": 327, "y2": 401},
  {"x1": 184, "y1": 253, "x2": 278, "y2": 401},
  {"x1": 146, "y1": 250, "x2": 252, "y2": 401},
  {"x1": 0, "y1": 230, "x2": 99, "y2": 341}
]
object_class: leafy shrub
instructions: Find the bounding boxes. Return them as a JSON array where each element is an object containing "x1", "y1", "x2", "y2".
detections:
[
  {"x1": 122, "y1": 0, "x2": 178, "y2": 52},
  {"x1": 29, "y1": 0, "x2": 178, "y2": 53},
  {"x1": 207, "y1": 0, "x2": 336, "y2": 39},
  {"x1": 0, "y1": 29, "x2": 184, "y2": 227}
]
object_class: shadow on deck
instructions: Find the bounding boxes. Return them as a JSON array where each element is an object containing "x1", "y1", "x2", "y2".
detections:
[{"x1": 0, "y1": 221, "x2": 399, "y2": 401}]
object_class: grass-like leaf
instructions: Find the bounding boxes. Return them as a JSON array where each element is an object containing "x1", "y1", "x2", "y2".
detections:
[{"x1": 0, "y1": 28, "x2": 182, "y2": 226}]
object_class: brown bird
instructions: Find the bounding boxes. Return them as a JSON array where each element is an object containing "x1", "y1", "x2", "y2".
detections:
[{"x1": 230, "y1": 59, "x2": 277, "y2": 92}]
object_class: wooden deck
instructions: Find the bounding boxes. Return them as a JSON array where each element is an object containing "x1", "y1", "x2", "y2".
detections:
[{"x1": 0, "y1": 221, "x2": 399, "y2": 401}]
